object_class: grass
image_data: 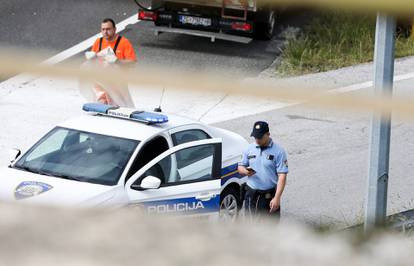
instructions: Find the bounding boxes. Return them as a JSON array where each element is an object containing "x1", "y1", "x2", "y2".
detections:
[{"x1": 278, "y1": 12, "x2": 414, "y2": 76}]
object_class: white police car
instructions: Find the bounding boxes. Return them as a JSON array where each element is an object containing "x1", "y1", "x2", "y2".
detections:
[{"x1": 1, "y1": 103, "x2": 247, "y2": 219}]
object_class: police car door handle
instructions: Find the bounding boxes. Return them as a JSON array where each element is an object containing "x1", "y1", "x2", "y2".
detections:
[{"x1": 195, "y1": 193, "x2": 215, "y2": 201}]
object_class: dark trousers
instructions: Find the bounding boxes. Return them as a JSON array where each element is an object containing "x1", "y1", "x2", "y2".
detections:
[{"x1": 243, "y1": 185, "x2": 280, "y2": 218}]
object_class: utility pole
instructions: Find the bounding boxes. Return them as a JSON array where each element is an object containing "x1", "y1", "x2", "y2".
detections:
[{"x1": 364, "y1": 13, "x2": 396, "y2": 232}]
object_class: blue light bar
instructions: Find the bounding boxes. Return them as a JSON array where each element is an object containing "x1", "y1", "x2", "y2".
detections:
[
  {"x1": 82, "y1": 103, "x2": 114, "y2": 113},
  {"x1": 82, "y1": 103, "x2": 168, "y2": 124},
  {"x1": 131, "y1": 111, "x2": 169, "y2": 123}
]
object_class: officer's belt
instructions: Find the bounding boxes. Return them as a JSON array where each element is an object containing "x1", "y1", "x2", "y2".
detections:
[{"x1": 245, "y1": 185, "x2": 276, "y2": 199}]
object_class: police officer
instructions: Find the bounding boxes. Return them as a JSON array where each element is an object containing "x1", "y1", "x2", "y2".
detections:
[{"x1": 238, "y1": 121, "x2": 288, "y2": 218}]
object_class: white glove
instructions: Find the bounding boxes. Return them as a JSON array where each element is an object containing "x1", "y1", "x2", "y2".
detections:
[
  {"x1": 105, "y1": 50, "x2": 118, "y2": 64},
  {"x1": 85, "y1": 51, "x2": 96, "y2": 60}
]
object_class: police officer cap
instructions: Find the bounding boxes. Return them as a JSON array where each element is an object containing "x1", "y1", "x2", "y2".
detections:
[{"x1": 250, "y1": 121, "x2": 269, "y2": 138}]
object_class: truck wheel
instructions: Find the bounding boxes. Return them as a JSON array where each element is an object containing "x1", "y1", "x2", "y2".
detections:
[
  {"x1": 220, "y1": 187, "x2": 241, "y2": 221},
  {"x1": 254, "y1": 10, "x2": 275, "y2": 40}
]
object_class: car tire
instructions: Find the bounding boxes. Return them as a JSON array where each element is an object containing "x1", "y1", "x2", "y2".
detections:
[{"x1": 220, "y1": 187, "x2": 241, "y2": 221}]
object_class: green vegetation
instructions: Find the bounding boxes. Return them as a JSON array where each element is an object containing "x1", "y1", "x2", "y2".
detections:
[{"x1": 278, "y1": 12, "x2": 414, "y2": 76}]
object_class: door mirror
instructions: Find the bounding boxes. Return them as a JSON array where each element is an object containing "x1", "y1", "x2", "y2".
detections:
[
  {"x1": 9, "y1": 148, "x2": 21, "y2": 164},
  {"x1": 132, "y1": 176, "x2": 161, "y2": 191}
]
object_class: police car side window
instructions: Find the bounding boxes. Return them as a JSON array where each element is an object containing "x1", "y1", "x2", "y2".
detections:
[
  {"x1": 171, "y1": 130, "x2": 211, "y2": 169},
  {"x1": 125, "y1": 136, "x2": 170, "y2": 181},
  {"x1": 171, "y1": 130, "x2": 210, "y2": 146},
  {"x1": 138, "y1": 144, "x2": 215, "y2": 186}
]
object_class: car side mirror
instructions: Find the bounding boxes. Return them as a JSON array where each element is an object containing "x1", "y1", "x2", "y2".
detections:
[
  {"x1": 131, "y1": 176, "x2": 161, "y2": 191},
  {"x1": 9, "y1": 148, "x2": 21, "y2": 164}
]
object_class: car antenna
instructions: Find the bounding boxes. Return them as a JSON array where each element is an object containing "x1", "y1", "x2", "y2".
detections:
[{"x1": 154, "y1": 88, "x2": 165, "y2": 113}]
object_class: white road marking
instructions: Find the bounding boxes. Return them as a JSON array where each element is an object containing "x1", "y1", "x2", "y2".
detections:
[
  {"x1": 394, "y1": 71, "x2": 414, "y2": 82},
  {"x1": 327, "y1": 71, "x2": 414, "y2": 94}
]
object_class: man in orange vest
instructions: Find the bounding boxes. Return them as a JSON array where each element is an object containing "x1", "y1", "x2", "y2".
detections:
[
  {"x1": 87, "y1": 18, "x2": 137, "y2": 107},
  {"x1": 91, "y1": 18, "x2": 137, "y2": 63}
]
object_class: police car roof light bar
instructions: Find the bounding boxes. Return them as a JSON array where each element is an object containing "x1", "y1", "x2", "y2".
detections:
[
  {"x1": 82, "y1": 103, "x2": 168, "y2": 124},
  {"x1": 82, "y1": 102, "x2": 114, "y2": 113}
]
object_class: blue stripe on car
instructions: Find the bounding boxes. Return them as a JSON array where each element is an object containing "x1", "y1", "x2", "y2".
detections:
[
  {"x1": 221, "y1": 163, "x2": 242, "y2": 184},
  {"x1": 136, "y1": 163, "x2": 243, "y2": 214}
]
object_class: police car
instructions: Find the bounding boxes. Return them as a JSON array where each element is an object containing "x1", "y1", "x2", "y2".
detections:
[{"x1": 1, "y1": 103, "x2": 247, "y2": 219}]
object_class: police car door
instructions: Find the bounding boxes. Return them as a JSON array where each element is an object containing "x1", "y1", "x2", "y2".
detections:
[{"x1": 125, "y1": 139, "x2": 222, "y2": 218}]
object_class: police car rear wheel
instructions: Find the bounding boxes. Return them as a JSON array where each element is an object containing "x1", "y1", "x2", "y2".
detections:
[{"x1": 220, "y1": 190, "x2": 240, "y2": 221}]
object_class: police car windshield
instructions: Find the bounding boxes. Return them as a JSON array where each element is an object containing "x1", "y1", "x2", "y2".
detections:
[{"x1": 13, "y1": 127, "x2": 139, "y2": 186}]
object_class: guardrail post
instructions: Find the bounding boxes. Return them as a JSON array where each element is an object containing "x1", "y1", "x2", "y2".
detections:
[{"x1": 364, "y1": 13, "x2": 396, "y2": 232}]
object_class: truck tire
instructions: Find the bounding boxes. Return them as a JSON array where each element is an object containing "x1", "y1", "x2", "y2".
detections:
[
  {"x1": 220, "y1": 187, "x2": 241, "y2": 221},
  {"x1": 254, "y1": 10, "x2": 275, "y2": 40}
]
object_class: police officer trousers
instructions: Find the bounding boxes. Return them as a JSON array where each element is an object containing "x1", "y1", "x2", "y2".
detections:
[{"x1": 243, "y1": 185, "x2": 280, "y2": 218}]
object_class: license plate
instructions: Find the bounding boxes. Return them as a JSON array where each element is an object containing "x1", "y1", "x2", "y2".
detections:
[{"x1": 179, "y1": 15, "x2": 212, "y2": 27}]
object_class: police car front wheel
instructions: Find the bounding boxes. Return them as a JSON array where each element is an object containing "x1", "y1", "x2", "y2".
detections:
[{"x1": 219, "y1": 189, "x2": 240, "y2": 221}]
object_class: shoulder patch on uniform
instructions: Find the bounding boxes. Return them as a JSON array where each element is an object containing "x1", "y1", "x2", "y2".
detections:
[{"x1": 284, "y1": 160, "x2": 288, "y2": 167}]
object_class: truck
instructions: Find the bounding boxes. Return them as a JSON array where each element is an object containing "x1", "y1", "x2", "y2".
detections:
[{"x1": 135, "y1": 0, "x2": 279, "y2": 43}]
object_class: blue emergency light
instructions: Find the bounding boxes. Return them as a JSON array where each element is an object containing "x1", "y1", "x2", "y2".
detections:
[
  {"x1": 82, "y1": 103, "x2": 168, "y2": 124},
  {"x1": 82, "y1": 103, "x2": 113, "y2": 113}
]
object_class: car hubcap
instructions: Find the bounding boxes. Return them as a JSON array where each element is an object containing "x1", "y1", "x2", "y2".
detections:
[{"x1": 220, "y1": 194, "x2": 238, "y2": 221}]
